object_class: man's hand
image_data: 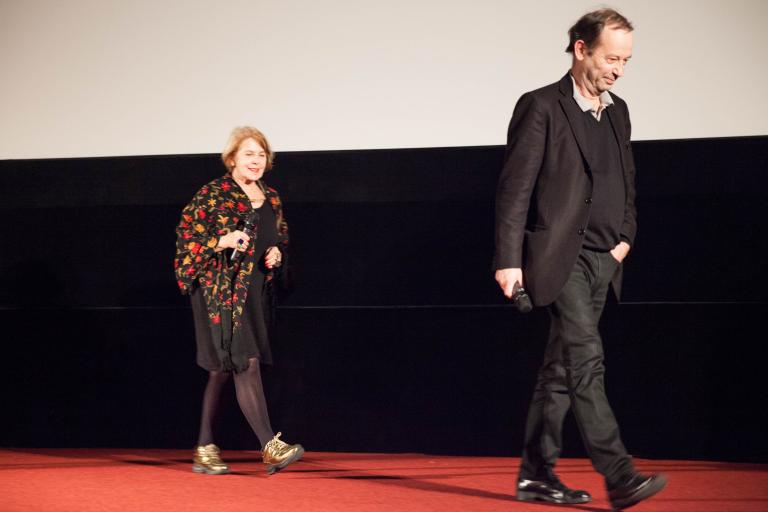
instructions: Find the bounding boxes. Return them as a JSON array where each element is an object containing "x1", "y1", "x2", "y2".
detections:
[
  {"x1": 495, "y1": 268, "x2": 523, "y2": 299},
  {"x1": 610, "y1": 241, "x2": 631, "y2": 263}
]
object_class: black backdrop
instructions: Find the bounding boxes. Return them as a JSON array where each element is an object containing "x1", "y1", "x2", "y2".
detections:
[{"x1": 1, "y1": 136, "x2": 766, "y2": 461}]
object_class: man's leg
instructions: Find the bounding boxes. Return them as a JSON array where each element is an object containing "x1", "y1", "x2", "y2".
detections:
[
  {"x1": 516, "y1": 252, "x2": 595, "y2": 504},
  {"x1": 519, "y1": 327, "x2": 571, "y2": 479},
  {"x1": 551, "y1": 249, "x2": 633, "y2": 483}
]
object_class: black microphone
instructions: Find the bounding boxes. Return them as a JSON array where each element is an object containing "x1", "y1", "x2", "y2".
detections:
[
  {"x1": 230, "y1": 211, "x2": 259, "y2": 262},
  {"x1": 512, "y1": 281, "x2": 533, "y2": 314}
]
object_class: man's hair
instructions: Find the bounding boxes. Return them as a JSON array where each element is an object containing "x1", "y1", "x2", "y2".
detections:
[{"x1": 565, "y1": 8, "x2": 633, "y2": 54}]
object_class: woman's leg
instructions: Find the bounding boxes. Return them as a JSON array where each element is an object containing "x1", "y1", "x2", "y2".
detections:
[
  {"x1": 232, "y1": 358, "x2": 275, "y2": 447},
  {"x1": 193, "y1": 370, "x2": 232, "y2": 474},
  {"x1": 197, "y1": 370, "x2": 231, "y2": 446}
]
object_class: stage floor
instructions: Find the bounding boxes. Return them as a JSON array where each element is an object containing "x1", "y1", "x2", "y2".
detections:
[{"x1": 2, "y1": 449, "x2": 767, "y2": 511}]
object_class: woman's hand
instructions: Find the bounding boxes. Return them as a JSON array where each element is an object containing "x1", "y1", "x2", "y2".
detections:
[
  {"x1": 264, "y1": 246, "x2": 282, "y2": 268},
  {"x1": 217, "y1": 230, "x2": 250, "y2": 252}
]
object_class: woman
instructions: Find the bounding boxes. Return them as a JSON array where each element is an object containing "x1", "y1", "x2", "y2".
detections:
[{"x1": 174, "y1": 126, "x2": 303, "y2": 475}]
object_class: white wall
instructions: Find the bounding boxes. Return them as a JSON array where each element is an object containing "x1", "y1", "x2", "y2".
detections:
[{"x1": 1, "y1": 0, "x2": 766, "y2": 159}]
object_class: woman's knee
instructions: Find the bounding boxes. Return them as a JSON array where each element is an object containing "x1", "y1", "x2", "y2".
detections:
[
  {"x1": 245, "y1": 358, "x2": 261, "y2": 373},
  {"x1": 208, "y1": 370, "x2": 231, "y2": 384}
]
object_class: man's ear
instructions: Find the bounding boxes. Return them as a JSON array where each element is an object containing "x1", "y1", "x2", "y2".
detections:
[{"x1": 573, "y1": 40, "x2": 587, "y2": 61}]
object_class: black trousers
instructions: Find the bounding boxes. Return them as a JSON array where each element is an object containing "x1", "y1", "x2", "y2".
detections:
[{"x1": 519, "y1": 248, "x2": 634, "y2": 486}]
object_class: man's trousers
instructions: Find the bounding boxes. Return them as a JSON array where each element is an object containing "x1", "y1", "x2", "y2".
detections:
[{"x1": 519, "y1": 248, "x2": 634, "y2": 485}]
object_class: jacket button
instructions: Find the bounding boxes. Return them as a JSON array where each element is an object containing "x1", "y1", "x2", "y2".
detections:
[
  {"x1": 585, "y1": 198, "x2": 592, "y2": 204},
  {"x1": 578, "y1": 228, "x2": 585, "y2": 235}
]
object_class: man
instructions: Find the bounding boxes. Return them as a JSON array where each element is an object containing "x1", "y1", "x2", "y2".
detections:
[{"x1": 494, "y1": 9, "x2": 667, "y2": 510}]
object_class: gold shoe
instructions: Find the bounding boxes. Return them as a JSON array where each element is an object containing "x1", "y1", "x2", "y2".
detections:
[
  {"x1": 262, "y1": 432, "x2": 304, "y2": 475},
  {"x1": 192, "y1": 444, "x2": 230, "y2": 475}
]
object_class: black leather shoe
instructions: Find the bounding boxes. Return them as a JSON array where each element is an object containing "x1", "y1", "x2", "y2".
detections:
[
  {"x1": 517, "y1": 474, "x2": 592, "y2": 504},
  {"x1": 608, "y1": 473, "x2": 667, "y2": 510}
]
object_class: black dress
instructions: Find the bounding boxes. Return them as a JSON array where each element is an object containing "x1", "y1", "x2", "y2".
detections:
[{"x1": 190, "y1": 201, "x2": 278, "y2": 370}]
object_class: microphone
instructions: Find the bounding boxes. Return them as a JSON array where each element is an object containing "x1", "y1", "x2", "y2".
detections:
[
  {"x1": 512, "y1": 281, "x2": 533, "y2": 314},
  {"x1": 230, "y1": 211, "x2": 259, "y2": 262}
]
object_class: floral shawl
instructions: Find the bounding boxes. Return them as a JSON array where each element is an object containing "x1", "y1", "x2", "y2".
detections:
[{"x1": 174, "y1": 176, "x2": 289, "y2": 371}]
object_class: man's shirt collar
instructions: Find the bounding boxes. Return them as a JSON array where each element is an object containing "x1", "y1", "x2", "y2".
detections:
[{"x1": 570, "y1": 74, "x2": 613, "y2": 120}]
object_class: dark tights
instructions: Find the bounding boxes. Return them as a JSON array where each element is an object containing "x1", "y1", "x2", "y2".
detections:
[
  {"x1": 197, "y1": 358, "x2": 275, "y2": 449},
  {"x1": 197, "y1": 370, "x2": 229, "y2": 447}
]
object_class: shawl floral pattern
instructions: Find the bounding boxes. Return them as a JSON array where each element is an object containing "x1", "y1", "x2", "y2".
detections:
[{"x1": 174, "y1": 176, "x2": 288, "y2": 371}]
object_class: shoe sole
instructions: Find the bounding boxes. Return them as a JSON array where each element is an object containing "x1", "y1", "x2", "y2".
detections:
[
  {"x1": 192, "y1": 463, "x2": 230, "y2": 475},
  {"x1": 610, "y1": 474, "x2": 668, "y2": 510},
  {"x1": 265, "y1": 445, "x2": 305, "y2": 475},
  {"x1": 516, "y1": 490, "x2": 591, "y2": 504}
]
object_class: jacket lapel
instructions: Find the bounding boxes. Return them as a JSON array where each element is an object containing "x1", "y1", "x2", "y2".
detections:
[
  {"x1": 605, "y1": 102, "x2": 628, "y2": 172},
  {"x1": 557, "y1": 73, "x2": 596, "y2": 174}
]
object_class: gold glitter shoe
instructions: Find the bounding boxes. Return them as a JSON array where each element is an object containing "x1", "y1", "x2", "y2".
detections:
[
  {"x1": 192, "y1": 444, "x2": 230, "y2": 475},
  {"x1": 262, "y1": 432, "x2": 304, "y2": 475}
]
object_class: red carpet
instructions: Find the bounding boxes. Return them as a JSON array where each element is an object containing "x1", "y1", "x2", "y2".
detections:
[{"x1": 2, "y1": 449, "x2": 767, "y2": 511}]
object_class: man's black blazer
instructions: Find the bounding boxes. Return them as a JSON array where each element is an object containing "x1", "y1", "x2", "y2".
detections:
[{"x1": 494, "y1": 73, "x2": 638, "y2": 306}]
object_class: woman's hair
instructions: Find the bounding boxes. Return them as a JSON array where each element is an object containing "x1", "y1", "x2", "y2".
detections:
[
  {"x1": 221, "y1": 126, "x2": 275, "y2": 174},
  {"x1": 566, "y1": 8, "x2": 633, "y2": 54}
]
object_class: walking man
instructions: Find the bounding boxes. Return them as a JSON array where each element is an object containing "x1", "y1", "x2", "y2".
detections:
[{"x1": 494, "y1": 8, "x2": 667, "y2": 510}]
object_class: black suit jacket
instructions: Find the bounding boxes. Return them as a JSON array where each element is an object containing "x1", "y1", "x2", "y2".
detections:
[{"x1": 494, "y1": 73, "x2": 638, "y2": 306}]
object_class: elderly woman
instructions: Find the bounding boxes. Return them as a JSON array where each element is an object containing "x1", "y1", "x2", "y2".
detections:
[{"x1": 174, "y1": 126, "x2": 303, "y2": 475}]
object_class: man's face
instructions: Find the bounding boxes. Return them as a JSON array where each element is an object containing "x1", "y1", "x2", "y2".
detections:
[{"x1": 579, "y1": 27, "x2": 633, "y2": 94}]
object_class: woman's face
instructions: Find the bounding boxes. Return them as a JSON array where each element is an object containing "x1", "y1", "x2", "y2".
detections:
[{"x1": 231, "y1": 138, "x2": 267, "y2": 183}]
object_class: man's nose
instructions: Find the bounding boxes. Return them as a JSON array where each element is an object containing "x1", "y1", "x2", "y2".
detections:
[{"x1": 614, "y1": 61, "x2": 625, "y2": 77}]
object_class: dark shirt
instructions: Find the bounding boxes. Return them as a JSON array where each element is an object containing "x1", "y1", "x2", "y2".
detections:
[{"x1": 582, "y1": 108, "x2": 625, "y2": 251}]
